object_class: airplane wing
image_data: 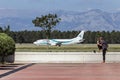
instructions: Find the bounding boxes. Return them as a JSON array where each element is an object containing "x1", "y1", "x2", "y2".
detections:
[
  {"x1": 50, "y1": 39, "x2": 73, "y2": 46},
  {"x1": 49, "y1": 40, "x2": 62, "y2": 46}
]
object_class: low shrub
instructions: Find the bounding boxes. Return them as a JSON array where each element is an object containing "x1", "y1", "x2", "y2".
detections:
[{"x1": 0, "y1": 33, "x2": 15, "y2": 64}]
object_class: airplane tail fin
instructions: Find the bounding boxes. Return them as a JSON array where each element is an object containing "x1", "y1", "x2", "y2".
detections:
[{"x1": 76, "y1": 30, "x2": 85, "y2": 39}]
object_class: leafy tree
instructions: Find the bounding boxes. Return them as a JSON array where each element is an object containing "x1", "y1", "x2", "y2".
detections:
[
  {"x1": 0, "y1": 33, "x2": 15, "y2": 64},
  {"x1": 32, "y1": 14, "x2": 61, "y2": 39},
  {"x1": 5, "y1": 30, "x2": 120, "y2": 44},
  {"x1": 4, "y1": 25, "x2": 11, "y2": 35},
  {"x1": 0, "y1": 27, "x2": 3, "y2": 32}
]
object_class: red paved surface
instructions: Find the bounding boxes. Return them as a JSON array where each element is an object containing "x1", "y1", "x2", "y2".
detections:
[
  {"x1": 0, "y1": 63, "x2": 25, "y2": 75},
  {"x1": 1, "y1": 63, "x2": 120, "y2": 80}
]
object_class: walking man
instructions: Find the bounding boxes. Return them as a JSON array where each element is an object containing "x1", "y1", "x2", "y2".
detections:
[
  {"x1": 99, "y1": 37, "x2": 108, "y2": 63},
  {"x1": 97, "y1": 38, "x2": 102, "y2": 52}
]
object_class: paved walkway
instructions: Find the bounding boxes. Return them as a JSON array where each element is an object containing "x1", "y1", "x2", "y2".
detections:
[
  {"x1": 1, "y1": 63, "x2": 120, "y2": 80},
  {"x1": 0, "y1": 63, "x2": 24, "y2": 75}
]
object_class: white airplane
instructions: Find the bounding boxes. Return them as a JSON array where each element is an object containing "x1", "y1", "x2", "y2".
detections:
[{"x1": 33, "y1": 31, "x2": 85, "y2": 46}]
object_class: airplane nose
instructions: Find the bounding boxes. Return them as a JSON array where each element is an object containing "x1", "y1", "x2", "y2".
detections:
[{"x1": 33, "y1": 42, "x2": 37, "y2": 45}]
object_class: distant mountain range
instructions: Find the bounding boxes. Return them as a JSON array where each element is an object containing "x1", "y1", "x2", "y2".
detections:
[{"x1": 0, "y1": 9, "x2": 120, "y2": 31}]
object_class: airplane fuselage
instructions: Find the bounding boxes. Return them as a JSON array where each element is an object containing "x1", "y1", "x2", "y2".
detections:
[{"x1": 33, "y1": 31, "x2": 85, "y2": 46}]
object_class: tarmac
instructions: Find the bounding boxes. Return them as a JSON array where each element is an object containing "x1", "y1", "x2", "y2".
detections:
[{"x1": 1, "y1": 63, "x2": 120, "y2": 80}]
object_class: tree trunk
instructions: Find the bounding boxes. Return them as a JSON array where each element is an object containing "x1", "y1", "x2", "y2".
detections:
[{"x1": 1, "y1": 54, "x2": 5, "y2": 64}]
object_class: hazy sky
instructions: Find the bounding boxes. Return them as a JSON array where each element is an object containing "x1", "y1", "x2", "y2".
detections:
[{"x1": 0, "y1": 0, "x2": 120, "y2": 12}]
